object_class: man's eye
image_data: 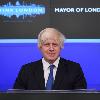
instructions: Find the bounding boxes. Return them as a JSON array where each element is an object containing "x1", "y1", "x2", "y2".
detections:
[
  {"x1": 43, "y1": 43, "x2": 59, "y2": 47},
  {"x1": 44, "y1": 43, "x2": 49, "y2": 46},
  {"x1": 53, "y1": 43, "x2": 58, "y2": 47}
]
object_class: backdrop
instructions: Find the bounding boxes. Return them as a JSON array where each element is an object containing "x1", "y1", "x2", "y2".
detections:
[{"x1": 0, "y1": 42, "x2": 100, "y2": 92}]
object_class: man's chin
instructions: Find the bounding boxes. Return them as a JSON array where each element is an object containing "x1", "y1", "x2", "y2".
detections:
[
  {"x1": 48, "y1": 57, "x2": 56, "y2": 60},
  {"x1": 48, "y1": 57, "x2": 57, "y2": 63}
]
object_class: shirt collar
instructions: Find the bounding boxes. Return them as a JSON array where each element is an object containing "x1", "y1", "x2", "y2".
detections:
[{"x1": 42, "y1": 57, "x2": 60, "y2": 70}]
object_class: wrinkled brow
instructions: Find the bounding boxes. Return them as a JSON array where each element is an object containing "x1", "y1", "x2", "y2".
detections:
[{"x1": 41, "y1": 39, "x2": 60, "y2": 44}]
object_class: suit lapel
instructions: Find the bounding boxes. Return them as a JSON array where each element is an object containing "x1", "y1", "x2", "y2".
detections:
[
  {"x1": 53, "y1": 58, "x2": 67, "y2": 89},
  {"x1": 34, "y1": 60, "x2": 45, "y2": 89}
]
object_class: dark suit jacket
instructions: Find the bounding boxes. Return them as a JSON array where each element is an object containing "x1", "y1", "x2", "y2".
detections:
[{"x1": 13, "y1": 58, "x2": 87, "y2": 90}]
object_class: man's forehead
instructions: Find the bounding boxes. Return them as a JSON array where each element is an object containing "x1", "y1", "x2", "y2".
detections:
[{"x1": 42, "y1": 38, "x2": 59, "y2": 43}]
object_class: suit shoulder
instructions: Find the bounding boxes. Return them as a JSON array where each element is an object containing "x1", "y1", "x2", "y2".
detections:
[
  {"x1": 60, "y1": 58, "x2": 80, "y2": 65},
  {"x1": 21, "y1": 59, "x2": 42, "y2": 70},
  {"x1": 60, "y1": 58, "x2": 83, "y2": 73},
  {"x1": 60, "y1": 58, "x2": 81, "y2": 70}
]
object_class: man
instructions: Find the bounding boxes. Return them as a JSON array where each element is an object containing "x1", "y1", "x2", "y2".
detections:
[{"x1": 13, "y1": 28, "x2": 87, "y2": 90}]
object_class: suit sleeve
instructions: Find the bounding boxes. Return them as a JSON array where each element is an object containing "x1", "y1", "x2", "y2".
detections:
[
  {"x1": 13, "y1": 65, "x2": 28, "y2": 89},
  {"x1": 73, "y1": 63, "x2": 87, "y2": 89}
]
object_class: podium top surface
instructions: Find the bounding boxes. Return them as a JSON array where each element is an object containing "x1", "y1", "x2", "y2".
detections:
[{"x1": 2, "y1": 89, "x2": 100, "y2": 93}]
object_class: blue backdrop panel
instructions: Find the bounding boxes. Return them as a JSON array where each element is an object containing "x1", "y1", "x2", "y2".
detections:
[{"x1": 0, "y1": 43, "x2": 100, "y2": 91}]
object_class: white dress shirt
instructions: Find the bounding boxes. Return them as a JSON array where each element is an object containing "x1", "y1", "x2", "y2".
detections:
[{"x1": 42, "y1": 57, "x2": 60, "y2": 87}]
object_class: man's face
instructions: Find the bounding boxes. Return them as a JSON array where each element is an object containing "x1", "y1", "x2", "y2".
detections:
[{"x1": 39, "y1": 31, "x2": 61, "y2": 64}]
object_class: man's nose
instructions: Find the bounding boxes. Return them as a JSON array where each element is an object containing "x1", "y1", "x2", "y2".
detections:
[{"x1": 49, "y1": 44, "x2": 54, "y2": 51}]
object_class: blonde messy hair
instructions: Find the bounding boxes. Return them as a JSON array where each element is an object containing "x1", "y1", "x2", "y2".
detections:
[{"x1": 38, "y1": 28, "x2": 65, "y2": 48}]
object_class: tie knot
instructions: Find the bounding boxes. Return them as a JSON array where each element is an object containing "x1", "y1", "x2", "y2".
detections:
[
  {"x1": 50, "y1": 64, "x2": 55, "y2": 68},
  {"x1": 50, "y1": 64, "x2": 55, "y2": 70}
]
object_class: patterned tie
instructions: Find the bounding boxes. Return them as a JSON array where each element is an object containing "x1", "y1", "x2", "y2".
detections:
[{"x1": 46, "y1": 64, "x2": 54, "y2": 90}]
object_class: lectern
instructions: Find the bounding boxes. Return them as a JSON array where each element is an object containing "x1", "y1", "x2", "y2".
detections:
[{"x1": 0, "y1": 89, "x2": 100, "y2": 100}]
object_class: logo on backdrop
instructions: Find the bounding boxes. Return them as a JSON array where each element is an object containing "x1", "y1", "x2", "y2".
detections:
[{"x1": 0, "y1": 1, "x2": 46, "y2": 22}]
